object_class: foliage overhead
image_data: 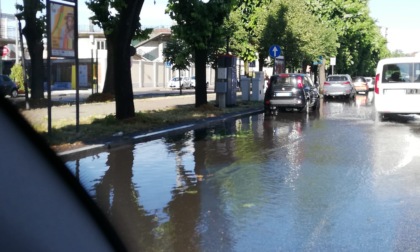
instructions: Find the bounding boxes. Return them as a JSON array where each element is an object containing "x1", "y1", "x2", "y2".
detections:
[
  {"x1": 166, "y1": 0, "x2": 234, "y2": 107},
  {"x1": 305, "y1": 0, "x2": 389, "y2": 75},
  {"x1": 166, "y1": 0, "x2": 233, "y2": 51},
  {"x1": 163, "y1": 36, "x2": 192, "y2": 72},
  {"x1": 86, "y1": 0, "x2": 151, "y2": 40},
  {"x1": 227, "y1": 0, "x2": 269, "y2": 64}
]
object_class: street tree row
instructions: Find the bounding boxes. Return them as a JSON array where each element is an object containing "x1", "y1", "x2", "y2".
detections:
[{"x1": 17, "y1": 0, "x2": 389, "y2": 120}]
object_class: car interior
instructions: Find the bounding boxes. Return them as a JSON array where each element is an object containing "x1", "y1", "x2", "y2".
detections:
[{"x1": 0, "y1": 97, "x2": 126, "y2": 251}]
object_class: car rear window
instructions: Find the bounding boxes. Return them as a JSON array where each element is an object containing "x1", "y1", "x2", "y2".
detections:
[
  {"x1": 382, "y1": 63, "x2": 420, "y2": 83},
  {"x1": 327, "y1": 76, "x2": 348, "y2": 81},
  {"x1": 353, "y1": 77, "x2": 366, "y2": 82},
  {"x1": 271, "y1": 76, "x2": 299, "y2": 88}
]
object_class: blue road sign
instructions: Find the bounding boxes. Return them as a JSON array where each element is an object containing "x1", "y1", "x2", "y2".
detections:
[{"x1": 269, "y1": 45, "x2": 281, "y2": 58}]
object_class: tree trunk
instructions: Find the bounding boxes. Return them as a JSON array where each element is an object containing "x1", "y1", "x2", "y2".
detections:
[
  {"x1": 112, "y1": 36, "x2": 135, "y2": 120},
  {"x1": 26, "y1": 40, "x2": 44, "y2": 99},
  {"x1": 99, "y1": 0, "x2": 146, "y2": 119},
  {"x1": 102, "y1": 43, "x2": 115, "y2": 94},
  {"x1": 194, "y1": 48, "x2": 207, "y2": 107},
  {"x1": 244, "y1": 60, "x2": 250, "y2": 76},
  {"x1": 109, "y1": 0, "x2": 146, "y2": 120},
  {"x1": 258, "y1": 53, "x2": 265, "y2": 72},
  {"x1": 22, "y1": 0, "x2": 44, "y2": 99}
]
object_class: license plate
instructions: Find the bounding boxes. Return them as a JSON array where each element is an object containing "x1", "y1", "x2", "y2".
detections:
[
  {"x1": 384, "y1": 89, "x2": 406, "y2": 95},
  {"x1": 275, "y1": 92, "x2": 292, "y2": 97},
  {"x1": 406, "y1": 89, "x2": 420, "y2": 94}
]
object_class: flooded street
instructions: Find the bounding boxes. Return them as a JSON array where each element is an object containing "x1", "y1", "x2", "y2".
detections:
[{"x1": 65, "y1": 93, "x2": 420, "y2": 251}]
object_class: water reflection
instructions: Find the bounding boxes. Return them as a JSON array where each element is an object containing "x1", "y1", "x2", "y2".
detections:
[
  {"x1": 64, "y1": 108, "x2": 420, "y2": 251},
  {"x1": 96, "y1": 145, "x2": 158, "y2": 251}
]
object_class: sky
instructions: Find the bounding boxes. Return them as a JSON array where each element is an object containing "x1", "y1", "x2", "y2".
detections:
[
  {"x1": 369, "y1": 0, "x2": 420, "y2": 53},
  {"x1": 1, "y1": 0, "x2": 419, "y2": 53}
]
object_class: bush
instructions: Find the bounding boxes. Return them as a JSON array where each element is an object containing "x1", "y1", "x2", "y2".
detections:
[{"x1": 10, "y1": 64, "x2": 25, "y2": 92}]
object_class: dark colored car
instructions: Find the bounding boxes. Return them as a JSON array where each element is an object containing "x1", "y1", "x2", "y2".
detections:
[
  {"x1": 264, "y1": 73, "x2": 320, "y2": 114},
  {"x1": 0, "y1": 74, "x2": 18, "y2": 98}
]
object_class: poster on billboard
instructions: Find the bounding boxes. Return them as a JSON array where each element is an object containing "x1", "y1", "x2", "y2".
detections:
[{"x1": 49, "y1": 2, "x2": 75, "y2": 58}]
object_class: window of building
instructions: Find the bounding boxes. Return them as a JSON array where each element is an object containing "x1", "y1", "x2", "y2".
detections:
[{"x1": 96, "y1": 40, "x2": 107, "y2": 50}]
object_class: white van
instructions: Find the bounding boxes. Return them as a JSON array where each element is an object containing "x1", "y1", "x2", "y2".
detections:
[{"x1": 374, "y1": 57, "x2": 420, "y2": 118}]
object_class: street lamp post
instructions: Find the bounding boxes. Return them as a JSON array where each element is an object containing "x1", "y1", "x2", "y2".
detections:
[
  {"x1": 15, "y1": 12, "x2": 29, "y2": 109},
  {"x1": 89, "y1": 34, "x2": 94, "y2": 94}
]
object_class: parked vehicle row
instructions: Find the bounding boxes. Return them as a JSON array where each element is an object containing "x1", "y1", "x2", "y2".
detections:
[
  {"x1": 263, "y1": 72, "x2": 377, "y2": 115},
  {"x1": 322, "y1": 74, "x2": 374, "y2": 100}
]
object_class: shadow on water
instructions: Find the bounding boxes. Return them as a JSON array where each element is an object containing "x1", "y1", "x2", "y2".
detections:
[
  {"x1": 379, "y1": 113, "x2": 420, "y2": 124},
  {"x1": 68, "y1": 117, "x2": 259, "y2": 251},
  {"x1": 95, "y1": 145, "x2": 158, "y2": 251}
]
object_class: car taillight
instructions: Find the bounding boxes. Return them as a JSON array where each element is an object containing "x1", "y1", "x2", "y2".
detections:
[
  {"x1": 343, "y1": 81, "x2": 351, "y2": 85},
  {"x1": 375, "y1": 73, "x2": 380, "y2": 94},
  {"x1": 297, "y1": 76, "x2": 303, "y2": 88},
  {"x1": 324, "y1": 81, "x2": 330, "y2": 85}
]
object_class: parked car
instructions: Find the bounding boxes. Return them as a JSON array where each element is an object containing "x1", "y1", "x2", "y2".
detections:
[
  {"x1": 168, "y1": 76, "x2": 183, "y2": 89},
  {"x1": 0, "y1": 75, "x2": 18, "y2": 98},
  {"x1": 352, "y1": 76, "x2": 369, "y2": 94},
  {"x1": 323, "y1": 74, "x2": 356, "y2": 99},
  {"x1": 188, "y1": 77, "x2": 209, "y2": 89},
  {"x1": 264, "y1": 73, "x2": 320, "y2": 114},
  {"x1": 181, "y1": 76, "x2": 196, "y2": 89},
  {"x1": 189, "y1": 76, "x2": 196, "y2": 88},
  {"x1": 364, "y1": 76, "x2": 374, "y2": 90}
]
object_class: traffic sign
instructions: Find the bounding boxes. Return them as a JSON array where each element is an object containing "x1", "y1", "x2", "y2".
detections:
[
  {"x1": 269, "y1": 45, "x2": 281, "y2": 58},
  {"x1": 2, "y1": 46, "x2": 9, "y2": 57}
]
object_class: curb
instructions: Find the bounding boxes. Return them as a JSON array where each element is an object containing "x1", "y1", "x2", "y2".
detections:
[{"x1": 58, "y1": 108, "x2": 264, "y2": 161}]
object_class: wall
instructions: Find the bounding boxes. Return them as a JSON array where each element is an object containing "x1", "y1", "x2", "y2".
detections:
[{"x1": 97, "y1": 59, "x2": 215, "y2": 92}]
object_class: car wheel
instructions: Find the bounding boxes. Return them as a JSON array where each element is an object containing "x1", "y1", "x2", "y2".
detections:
[
  {"x1": 312, "y1": 99, "x2": 320, "y2": 111},
  {"x1": 299, "y1": 104, "x2": 308, "y2": 113},
  {"x1": 10, "y1": 89, "x2": 18, "y2": 98}
]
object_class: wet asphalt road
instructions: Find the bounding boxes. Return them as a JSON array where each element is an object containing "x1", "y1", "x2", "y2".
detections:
[{"x1": 64, "y1": 91, "x2": 420, "y2": 251}]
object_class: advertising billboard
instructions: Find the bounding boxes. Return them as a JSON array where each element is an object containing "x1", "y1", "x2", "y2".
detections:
[{"x1": 50, "y1": 2, "x2": 75, "y2": 58}]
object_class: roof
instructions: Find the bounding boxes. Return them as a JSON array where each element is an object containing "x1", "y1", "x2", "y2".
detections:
[{"x1": 134, "y1": 28, "x2": 171, "y2": 48}]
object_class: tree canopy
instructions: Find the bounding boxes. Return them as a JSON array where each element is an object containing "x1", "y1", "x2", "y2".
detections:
[
  {"x1": 166, "y1": 0, "x2": 233, "y2": 107},
  {"x1": 306, "y1": 0, "x2": 389, "y2": 76}
]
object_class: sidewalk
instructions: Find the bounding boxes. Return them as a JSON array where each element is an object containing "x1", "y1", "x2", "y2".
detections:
[{"x1": 20, "y1": 90, "x2": 217, "y2": 129}]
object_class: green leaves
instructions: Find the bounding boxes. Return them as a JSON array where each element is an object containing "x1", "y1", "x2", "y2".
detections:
[{"x1": 306, "y1": 0, "x2": 388, "y2": 75}]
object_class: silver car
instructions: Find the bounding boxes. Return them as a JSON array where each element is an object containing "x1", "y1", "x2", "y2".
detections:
[{"x1": 322, "y1": 74, "x2": 356, "y2": 99}]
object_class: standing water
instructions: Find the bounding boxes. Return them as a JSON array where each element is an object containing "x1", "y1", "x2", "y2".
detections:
[{"x1": 65, "y1": 104, "x2": 420, "y2": 251}]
